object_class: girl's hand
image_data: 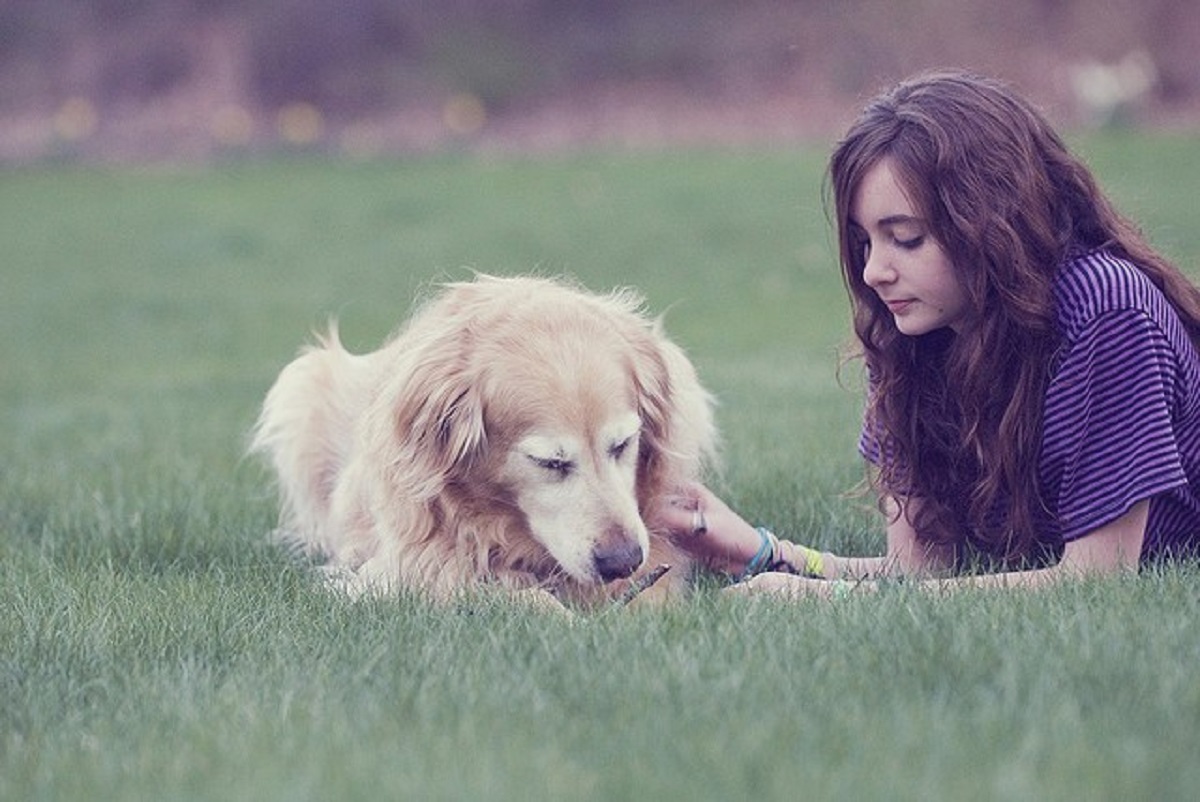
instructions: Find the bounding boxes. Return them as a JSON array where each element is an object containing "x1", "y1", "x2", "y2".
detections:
[{"x1": 652, "y1": 483, "x2": 763, "y2": 575}]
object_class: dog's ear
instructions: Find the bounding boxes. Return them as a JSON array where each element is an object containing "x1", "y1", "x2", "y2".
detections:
[
  {"x1": 630, "y1": 321, "x2": 717, "y2": 508},
  {"x1": 371, "y1": 333, "x2": 486, "y2": 501}
]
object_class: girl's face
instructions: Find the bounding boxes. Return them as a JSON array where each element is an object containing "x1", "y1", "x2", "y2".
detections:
[{"x1": 850, "y1": 158, "x2": 968, "y2": 336}]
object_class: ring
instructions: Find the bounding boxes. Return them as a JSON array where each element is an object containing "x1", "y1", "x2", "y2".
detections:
[{"x1": 691, "y1": 507, "x2": 707, "y2": 536}]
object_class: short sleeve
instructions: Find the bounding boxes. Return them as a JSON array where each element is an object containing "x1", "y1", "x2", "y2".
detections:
[
  {"x1": 857, "y1": 371, "x2": 883, "y2": 465},
  {"x1": 857, "y1": 385, "x2": 912, "y2": 493},
  {"x1": 858, "y1": 416, "x2": 883, "y2": 465},
  {"x1": 1039, "y1": 308, "x2": 1187, "y2": 541}
]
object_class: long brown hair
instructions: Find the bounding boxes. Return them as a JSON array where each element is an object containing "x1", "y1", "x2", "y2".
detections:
[{"x1": 828, "y1": 69, "x2": 1200, "y2": 563}]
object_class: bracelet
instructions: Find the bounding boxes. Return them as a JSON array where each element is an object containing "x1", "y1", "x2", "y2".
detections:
[
  {"x1": 793, "y1": 544, "x2": 826, "y2": 579},
  {"x1": 741, "y1": 526, "x2": 777, "y2": 581},
  {"x1": 768, "y1": 538, "x2": 826, "y2": 578},
  {"x1": 742, "y1": 527, "x2": 829, "y2": 580}
]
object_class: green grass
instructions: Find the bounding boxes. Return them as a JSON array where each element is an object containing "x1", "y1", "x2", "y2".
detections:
[{"x1": 3, "y1": 134, "x2": 1200, "y2": 801}]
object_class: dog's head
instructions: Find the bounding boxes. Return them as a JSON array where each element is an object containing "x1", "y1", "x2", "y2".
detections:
[{"x1": 378, "y1": 275, "x2": 715, "y2": 586}]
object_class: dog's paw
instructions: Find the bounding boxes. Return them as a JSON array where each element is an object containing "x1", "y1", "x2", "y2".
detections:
[
  {"x1": 513, "y1": 587, "x2": 576, "y2": 618},
  {"x1": 316, "y1": 564, "x2": 394, "y2": 599}
]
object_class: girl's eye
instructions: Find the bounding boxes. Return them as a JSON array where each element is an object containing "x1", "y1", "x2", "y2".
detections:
[
  {"x1": 847, "y1": 225, "x2": 871, "y2": 266},
  {"x1": 853, "y1": 235, "x2": 871, "y2": 265},
  {"x1": 896, "y1": 235, "x2": 924, "y2": 250}
]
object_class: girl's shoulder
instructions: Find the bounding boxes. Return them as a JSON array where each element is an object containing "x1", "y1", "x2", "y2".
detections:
[{"x1": 1053, "y1": 248, "x2": 1177, "y2": 342}]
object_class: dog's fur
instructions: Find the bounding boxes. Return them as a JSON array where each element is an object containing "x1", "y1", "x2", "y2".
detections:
[{"x1": 251, "y1": 275, "x2": 716, "y2": 607}]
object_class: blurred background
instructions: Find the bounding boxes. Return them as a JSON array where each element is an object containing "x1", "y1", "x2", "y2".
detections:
[{"x1": 2, "y1": 0, "x2": 1198, "y2": 163}]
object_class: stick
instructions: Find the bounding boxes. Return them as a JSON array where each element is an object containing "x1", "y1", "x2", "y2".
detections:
[{"x1": 617, "y1": 564, "x2": 671, "y2": 606}]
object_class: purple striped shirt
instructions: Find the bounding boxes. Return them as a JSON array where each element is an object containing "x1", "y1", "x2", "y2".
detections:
[
  {"x1": 859, "y1": 248, "x2": 1200, "y2": 561},
  {"x1": 1041, "y1": 249, "x2": 1199, "y2": 559}
]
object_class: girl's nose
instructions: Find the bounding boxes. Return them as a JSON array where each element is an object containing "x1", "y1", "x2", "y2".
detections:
[{"x1": 862, "y1": 247, "x2": 895, "y2": 288}]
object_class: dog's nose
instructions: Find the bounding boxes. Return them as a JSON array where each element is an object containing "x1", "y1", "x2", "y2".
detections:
[{"x1": 593, "y1": 541, "x2": 644, "y2": 582}]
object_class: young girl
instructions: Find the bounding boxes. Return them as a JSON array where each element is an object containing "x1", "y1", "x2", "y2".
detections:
[{"x1": 660, "y1": 70, "x2": 1200, "y2": 596}]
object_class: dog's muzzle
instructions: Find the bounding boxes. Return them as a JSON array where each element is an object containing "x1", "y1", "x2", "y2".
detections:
[{"x1": 592, "y1": 540, "x2": 644, "y2": 582}]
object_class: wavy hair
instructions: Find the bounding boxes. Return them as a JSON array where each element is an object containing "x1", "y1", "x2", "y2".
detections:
[{"x1": 828, "y1": 70, "x2": 1200, "y2": 563}]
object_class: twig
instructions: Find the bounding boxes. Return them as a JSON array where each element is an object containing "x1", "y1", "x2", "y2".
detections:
[{"x1": 617, "y1": 563, "x2": 671, "y2": 606}]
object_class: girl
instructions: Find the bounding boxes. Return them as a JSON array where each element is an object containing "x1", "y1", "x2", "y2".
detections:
[{"x1": 661, "y1": 70, "x2": 1200, "y2": 596}]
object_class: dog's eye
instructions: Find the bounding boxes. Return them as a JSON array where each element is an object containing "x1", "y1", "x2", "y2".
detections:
[
  {"x1": 530, "y1": 456, "x2": 574, "y2": 477},
  {"x1": 609, "y1": 436, "x2": 635, "y2": 460}
]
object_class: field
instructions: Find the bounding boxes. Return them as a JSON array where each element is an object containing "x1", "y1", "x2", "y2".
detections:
[{"x1": 3, "y1": 134, "x2": 1199, "y2": 801}]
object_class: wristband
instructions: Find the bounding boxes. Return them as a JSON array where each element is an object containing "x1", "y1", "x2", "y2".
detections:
[
  {"x1": 741, "y1": 526, "x2": 777, "y2": 581},
  {"x1": 792, "y1": 544, "x2": 826, "y2": 579}
]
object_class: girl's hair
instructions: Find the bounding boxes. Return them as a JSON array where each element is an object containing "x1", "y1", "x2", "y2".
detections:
[{"x1": 828, "y1": 69, "x2": 1200, "y2": 563}]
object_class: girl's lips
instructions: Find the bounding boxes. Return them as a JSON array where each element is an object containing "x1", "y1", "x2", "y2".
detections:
[{"x1": 884, "y1": 298, "x2": 915, "y2": 313}]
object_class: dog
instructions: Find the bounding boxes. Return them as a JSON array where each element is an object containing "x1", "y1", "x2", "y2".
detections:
[{"x1": 251, "y1": 275, "x2": 716, "y2": 609}]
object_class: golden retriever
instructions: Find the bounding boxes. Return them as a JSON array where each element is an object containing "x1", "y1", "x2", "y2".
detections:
[{"x1": 251, "y1": 275, "x2": 715, "y2": 609}]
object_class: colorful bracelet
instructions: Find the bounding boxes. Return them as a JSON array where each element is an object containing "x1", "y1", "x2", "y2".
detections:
[
  {"x1": 742, "y1": 527, "x2": 829, "y2": 581},
  {"x1": 741, "y1": 526, "x2": 777, "y2": 581}
]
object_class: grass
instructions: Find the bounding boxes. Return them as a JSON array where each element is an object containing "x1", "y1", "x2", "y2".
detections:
[{"x1": 3, "y1": 133, "x2": 1200, "y2": 801}]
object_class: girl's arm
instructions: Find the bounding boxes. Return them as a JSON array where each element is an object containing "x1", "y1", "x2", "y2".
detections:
[
  {"x1": 942, "y1": 497, "x2": 1148, "y2": 589},
  {"x1": 657, "y1": 484, "x2": 1148, "y2": 594},
  {"x1": 741, "y1": 497, "x2": 1150, "y2": 596}
]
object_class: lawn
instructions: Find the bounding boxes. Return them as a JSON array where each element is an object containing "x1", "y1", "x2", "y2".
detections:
[{"x1": 2, "y1": 134, "x2": 1199, "y2": 801}]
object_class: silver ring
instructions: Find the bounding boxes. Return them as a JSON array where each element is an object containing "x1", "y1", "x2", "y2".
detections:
[{"x1": 691, "y1": 507, "x2": 707, "y2": 536}]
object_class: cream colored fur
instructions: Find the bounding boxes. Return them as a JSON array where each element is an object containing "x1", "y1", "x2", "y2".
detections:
[{"x1": 251, "y1": 275, "x2": 716, "y2": 607}]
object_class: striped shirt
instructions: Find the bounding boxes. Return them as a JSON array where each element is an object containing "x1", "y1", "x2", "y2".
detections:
[
  {"x1": 860, "y1": 248, "x2": 1200, "y2": 561},
  {"x1": 1041, "y1": 248, "x2": 1199, "y2": 559}
]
